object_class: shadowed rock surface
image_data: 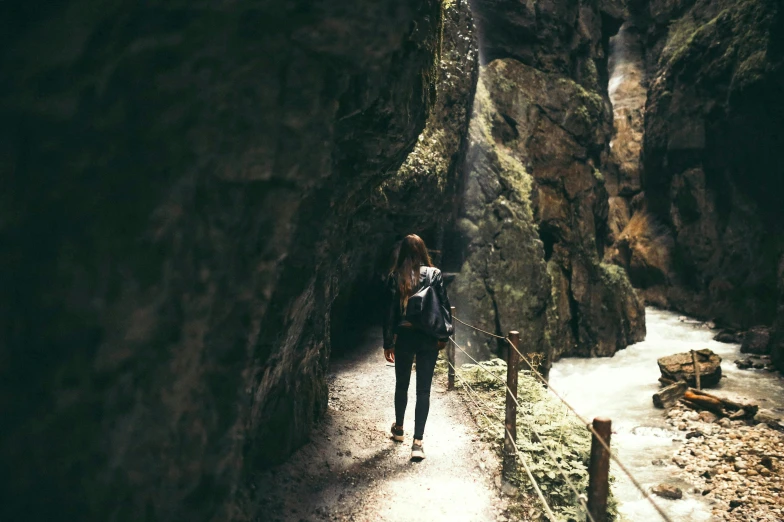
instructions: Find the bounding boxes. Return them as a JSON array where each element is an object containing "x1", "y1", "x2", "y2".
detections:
[
  {"x1": 0, "y1": 1, "x2": 450, "y2": 520},
  {"x1": 623, "y1": 0, "x2": 784, "y2": 356},
  {"x1": 595, "y1": 0, "x2": 784, "y2": 370},
  {"x1": 740, "y1": 326, "x2": 772, "y2": 355}
]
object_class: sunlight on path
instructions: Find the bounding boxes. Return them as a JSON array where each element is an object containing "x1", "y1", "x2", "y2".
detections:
[{"x1": 257, "y1": 329, "x2": 507, "y2": 521}]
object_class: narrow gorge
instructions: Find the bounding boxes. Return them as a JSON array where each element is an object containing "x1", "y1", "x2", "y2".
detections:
[{"x1": 1, "y1": 0, "x2": 782, "y2": 521}]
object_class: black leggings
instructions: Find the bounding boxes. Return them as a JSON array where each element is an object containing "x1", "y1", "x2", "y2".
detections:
[{"x1": 394, "y1": 329, "x2": 439, "y2": 440}]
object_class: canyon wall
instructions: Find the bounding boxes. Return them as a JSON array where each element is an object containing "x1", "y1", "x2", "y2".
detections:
[
  {"x1": 451, "y1": 0, "x2": 646, "y2": 364},
  {"x1": 0, "y1": 1, "x2": 454, "y2": 520},
  {"x1": 609, "y1": 0, "x2": 784, "y2": 367}
]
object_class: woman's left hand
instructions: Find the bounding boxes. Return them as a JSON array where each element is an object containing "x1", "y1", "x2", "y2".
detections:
[
  {"x1": 384, "y1": 348, "x2": 395, "y2": 363},
  {"x1": 437, "y1": 340, "x2": 447, "y2": 350}
]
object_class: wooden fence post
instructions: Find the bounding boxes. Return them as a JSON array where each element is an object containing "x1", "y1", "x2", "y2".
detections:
[
  {"x1": 691, "y1": 350, "x2": 701, "y2": 390},
  {"x1": 587, "y1": 417, "x2": 612, "y2": 522},
  {"x1": 448, "y1": 306, "x2": 456, "y2": 391},
  {"x1": 503, "y1": 331, "x2": 521, "y2": 478}
]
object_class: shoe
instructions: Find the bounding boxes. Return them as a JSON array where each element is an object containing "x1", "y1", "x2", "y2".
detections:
[
  {"x1": 411, "y1": 440, "x2": 425, "y2": 460},
  {"x1": 391, "y1": 423, "x2": 404, "y2": 442}
]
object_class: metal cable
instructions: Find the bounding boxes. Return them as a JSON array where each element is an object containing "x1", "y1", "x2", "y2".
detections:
[
  {"x1": 453, "y1": 315, "x2": 507, "y2": 339},
  {"x1": 449, "y1": 317, "x2": 674, "y2": 522},
  {"x1": 446, "y1": 359, "x2": 557, "y2": 522},
  {"x1": 448, "y1": 339, "x2": 595, "y2": 522},
  {"x1": 500, "y1": 337, "x2": 674, "y2": 522}
]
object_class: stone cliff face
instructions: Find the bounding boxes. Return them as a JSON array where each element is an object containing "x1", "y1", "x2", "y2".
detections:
[
  {"x1": 0, "y1": 1, "x2": 453, "y2": 520},
  {"x1": 610, "y1": 0, "x2": 784, "y2": 367},
  {"x1": 452, "y1": 0, "x2": 646, "y2": 364},
  {"x1": 329, "y1": 0, "x2": 479, "y2": 352}
]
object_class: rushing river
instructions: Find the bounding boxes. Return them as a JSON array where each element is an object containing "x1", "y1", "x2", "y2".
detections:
[{"x1": 550, "y1": 307, "x2": 784, "y2": 521}]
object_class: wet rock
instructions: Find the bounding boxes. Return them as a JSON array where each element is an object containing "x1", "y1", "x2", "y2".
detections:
[
  {"x1": 735, "y1": 358, "x2": 754, "y2": 370},
  {"x1": 741, "y1": 326, "x2": 772, "y2": 355},
  {"x1": 715, "y1": 330, "x2": 743, "y2": 344},
  {"x1": 658, "y1": 349, "x2": 722, "y2": 387},
  {"x1": 652, "y1": 484, "x2": 683, "y2": 500},
  {"x1": 754, "y1": 409, "x2": 783, "y2": 430},
  {"x1": 686, "y1": 430, "x2": 705, "y2": 439},
  {"x1": 699, "y1": 411, "x2": 719, "y2": 423}
]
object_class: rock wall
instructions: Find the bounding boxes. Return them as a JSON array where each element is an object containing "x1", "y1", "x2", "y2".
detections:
[
  {"x1": 0, "y1": 1, "x2": 449, "y2": 520},
  {"x1": 329, "y1": 0, "x2": 479, "y2": 352},
  {"x1": 452, "y1": 0, "x2": 646, "y2": 363},
  {"x1": 622, "y1": 0, "x2": 784, "y2": 367}
]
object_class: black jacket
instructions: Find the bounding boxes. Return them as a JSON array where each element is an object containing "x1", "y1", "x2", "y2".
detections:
[{"x1": 383, "y1": 266, "x2": 452, "y2": 349}]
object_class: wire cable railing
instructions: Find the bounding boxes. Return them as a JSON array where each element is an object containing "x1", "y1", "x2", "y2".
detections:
[
  {"x1": 453, "y1": 316, "x2": 507, "y2": 339},
  {"x1": 451, "y1": 315, "x2": 675, "y2": 522},
  {"x1": 445, "y1": 358, "x2": 558, "y2": 521},
  {"x1": 448, "y1": 338, "x2": 596, "y2": 522}
]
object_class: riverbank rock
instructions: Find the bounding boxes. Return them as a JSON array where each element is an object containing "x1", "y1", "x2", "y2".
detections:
[
  {"x1": 652, "y1": 484, "x2": 683, "y2": 500},
  {"x1": 754, "y1": 409, "x2": 784, "y2": 430},
  {"x1": 714, "y1": 329, "x2": 743, "y2": 344},
  {"x1": 734, "y1": 355, "x2": 773, "y2": 371},
  {"x1": 667, "y1": 402, "x2": 784, "y2": 521},
  {"x1": 658, "y1": 349, "x2": 722, "y2": 387},
  {"x1": 741, "y1": 326, "x2": 772, "y2": 355}
]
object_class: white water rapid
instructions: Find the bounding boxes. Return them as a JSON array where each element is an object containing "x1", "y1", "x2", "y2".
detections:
[{"x1": 550, "y1": 307, "x2": 784, "y2": 521}]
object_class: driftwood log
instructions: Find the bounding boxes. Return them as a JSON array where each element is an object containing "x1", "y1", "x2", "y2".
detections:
[
  {"x1": 653, "y1": 381, "x2": 688, "y2": 409},
  {"x1": 655, "y1": 378, "x2": 758, "y2": 418}
]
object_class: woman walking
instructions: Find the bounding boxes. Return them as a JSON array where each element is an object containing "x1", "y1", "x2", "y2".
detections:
[{"x1": 383, "y1": 234, "x2": 453, "y2": 460}]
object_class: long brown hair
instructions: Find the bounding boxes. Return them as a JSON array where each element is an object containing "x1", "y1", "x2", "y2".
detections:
[{"x1": 391, "y1": 234, "x2": 433, "y2": 308}]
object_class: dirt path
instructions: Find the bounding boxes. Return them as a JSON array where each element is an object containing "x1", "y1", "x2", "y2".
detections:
[{"x1": 257, "y1": 329, "x2": 511, "y2": 521}]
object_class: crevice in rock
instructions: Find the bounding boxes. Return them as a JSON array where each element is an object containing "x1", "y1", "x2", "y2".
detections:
[
  {"x1": 538, "y1": 226, "x2": 556, "y2": 262},
  {"x1": 499, "y1": 113, "x2": 519, "y2": 139}
]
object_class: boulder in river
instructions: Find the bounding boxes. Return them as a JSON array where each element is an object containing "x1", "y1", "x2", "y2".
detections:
[
  {"x1": 714, "y1": 329, "x2": 743, "y2": 344},
  {"x1": 657, "y1": 349, "x2": 722, "y2": 387},
  {"x1": 740, "y1": 326, "x2": 772, "y2": 355},
  {"x1": 651, "y1": 484, "x2": 683, "y2": 500}
]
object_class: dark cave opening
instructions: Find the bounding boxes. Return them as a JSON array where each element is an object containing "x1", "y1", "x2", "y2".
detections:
[
  {"x1": 329, "y1": 228, "x2": 447, "y2": 359},
  {"x1": 329, "y1": 270, "x2": 387, "y2": 358}
]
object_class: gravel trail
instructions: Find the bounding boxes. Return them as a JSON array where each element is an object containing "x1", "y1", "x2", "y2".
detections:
[{"x1": 257, "y1": 329, "x2": 510, "y2": 522}]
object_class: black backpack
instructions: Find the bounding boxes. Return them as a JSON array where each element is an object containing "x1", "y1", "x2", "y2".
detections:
[{"x1": 404, "y1": 268, "x2": 454, "y2": 339}]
